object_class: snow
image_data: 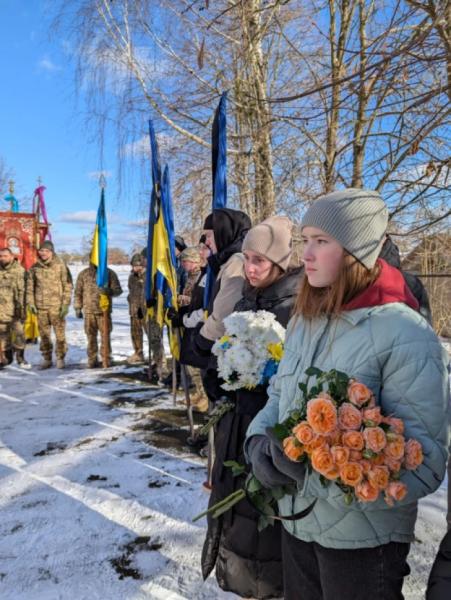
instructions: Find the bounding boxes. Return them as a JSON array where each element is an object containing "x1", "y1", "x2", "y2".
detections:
[{"x1": 0, "y1": 265, "x2": 448, "y2": 599}]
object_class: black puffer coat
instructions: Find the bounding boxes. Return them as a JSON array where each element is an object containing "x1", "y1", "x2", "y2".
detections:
[
  {"x1": 201, "y1": 267, "x2": 302, "y2": 599},
  {"x1": 426, "y1": 529, "x2": 451, "y2": 600}
]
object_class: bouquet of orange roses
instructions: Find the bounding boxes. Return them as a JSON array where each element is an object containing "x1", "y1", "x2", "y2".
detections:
[{"x1": 272, "y1": 367, "x2": 423, "y2": 506}]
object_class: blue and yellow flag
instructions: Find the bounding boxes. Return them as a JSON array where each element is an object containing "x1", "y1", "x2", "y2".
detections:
[
  {"x1": 145, "y1": 119, "x2": 179, "y2": 359},
  {"x1": 90, "y1": 188, "x2": 109, "y2": 311},
  {"x1": 204, "y1": 92, "x2": 228, "y2": 312}
]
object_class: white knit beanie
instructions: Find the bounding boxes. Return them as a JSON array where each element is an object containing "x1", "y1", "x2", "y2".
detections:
[
  {"x1": 242, "y1": 216, "x2": 293, "y2": 271},
  {"x1": 301, "y1": 188, "x2": 388, "y2": 269}
]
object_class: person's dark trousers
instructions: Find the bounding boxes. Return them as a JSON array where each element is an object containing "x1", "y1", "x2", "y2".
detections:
[{"x1": 281, "y1": 527, "x2": 410, "y2": 600}]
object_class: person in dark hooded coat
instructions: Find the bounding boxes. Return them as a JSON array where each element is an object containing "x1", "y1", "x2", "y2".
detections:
[
  {"x1": 192, "y1": 208, "x2": 252, "y2": 402},
  {"x1": 202, "y1": 216, "x2": 301, "y2": 599},
  {"x1": 426, "y1": 529, "x2": 451, "y2": 600}
]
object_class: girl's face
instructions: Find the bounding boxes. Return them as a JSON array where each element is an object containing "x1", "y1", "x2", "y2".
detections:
[
  {"x1": 243, "y1": 250, "x2": 274, "y2": 287},
  {"x1": 204, "y1": 230, "x2": 217, "y2": 254},
  {"x1": 199, "y1": 243, "x2": 210, "y2": 264},
  {"x1": 301, "y1": 226, "x2": 344, "y2": 287}
]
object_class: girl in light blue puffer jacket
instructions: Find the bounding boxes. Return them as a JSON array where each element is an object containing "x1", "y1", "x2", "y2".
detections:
[{"x1": 246, "y1": 188, "x2": 449, "y2": 600}]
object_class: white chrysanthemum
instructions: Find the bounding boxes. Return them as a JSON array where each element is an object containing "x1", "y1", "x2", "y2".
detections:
[{"x1": 213, "y1": 310, "x2": 286, "y2": 391}]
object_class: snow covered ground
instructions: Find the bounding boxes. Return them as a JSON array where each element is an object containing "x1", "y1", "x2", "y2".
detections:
[{"x1": 0, "y1": 266, "x2": 448, "y2": 599}]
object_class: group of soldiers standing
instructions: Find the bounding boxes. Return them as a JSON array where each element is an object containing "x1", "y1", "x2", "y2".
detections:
[{"x1": 0, "y1": 237, "x2": 206, "y2": 395}]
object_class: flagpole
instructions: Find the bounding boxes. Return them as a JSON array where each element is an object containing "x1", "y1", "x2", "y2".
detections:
[{"x1": 99, "y1": 175, "x2": 109, "y2": 369}]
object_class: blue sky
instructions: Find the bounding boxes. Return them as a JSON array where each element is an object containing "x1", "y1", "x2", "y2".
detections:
[{"x1": 0, "y1": 0, "x2": 147, "y2": 253}]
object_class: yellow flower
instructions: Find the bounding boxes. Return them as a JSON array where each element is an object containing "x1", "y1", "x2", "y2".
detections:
[{"x1": 267, "y1": 342, "x2": 283, "y2": 362}]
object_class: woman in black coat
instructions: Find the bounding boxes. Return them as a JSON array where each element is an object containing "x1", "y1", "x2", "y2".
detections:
[{"x1": 202, "y1": 216, "x2": 302, "y2": 599}]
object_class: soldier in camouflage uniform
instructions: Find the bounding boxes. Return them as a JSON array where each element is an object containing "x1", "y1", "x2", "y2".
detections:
[
  {"x1": 74, "y1": 262, "x2": 122, "y2": 368},
  {"x1": 26, "y1": 241, "x2": 73, "y2": 369},
  {"x1": 127, "y1": 253, "x2": 164, "y2": 382},
  {"x1": 0, "y1": 248, "x2": 26, "y2": 368}
]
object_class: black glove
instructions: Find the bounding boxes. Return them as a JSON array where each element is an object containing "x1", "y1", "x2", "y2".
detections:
[
  {"x1": 166, "y1": 307, "x2": 177, "y2": 320},
  {"x1": 266, "y1": 428, "x2": 306, "y2": 486},
  {"x1": 75, "y1": 309, "x2": 83, "y2": 319},
  {"x1": 146, "y1": 297, "x2": 157, "y2": 309},
  {"x1": 137, "y1": 307, "x2": 144, "y2": 320},
  {"x1": 99, "y1": 287, "x2": 113, "y2": 297},
  {"x1": 247, "y1": 435, "x2": 295, "y2": 489},
  {"x1": 194, "y1": 332, "x2": 214, "y2": 357}
]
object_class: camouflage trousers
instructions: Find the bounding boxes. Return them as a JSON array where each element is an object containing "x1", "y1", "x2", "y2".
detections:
[
  {"x1": 84, "y1": 313, "x2": 112, "y2": 363},
  {"x1": 37, "y1": 309, "x2": 67, "y2": 360},
  {"x1": 130, "y1": 317, "x2": 164, "y2": 375},
  {"x1": 11, "y1": 320, "x2": 25, "y2": 351},
  {"x1": 0, "y1": 321, "x2": 13, "y2": 361}
]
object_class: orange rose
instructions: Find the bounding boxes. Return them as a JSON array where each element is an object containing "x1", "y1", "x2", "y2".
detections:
[
  {"x1": 339, "y1": 462, "x2": 364, "y2": 487},
  {"x1": 330, "y1": 445, "x2": 350, "y2": 466},
  {"x1": 367, "y1": 466, "x2": 390, "y2": 490},
  {"x1": 355, "y1": 480, "x2": 379, "y2": 502},
  {"x1": 283, "y1": 437, "x2": 304, "y2": 462},
  {"x1": 307, "y1": 396, "x2": 338, "y2": 435},
  {"x1": 293, "y1": 421, "x2": 315, "y2": 446},
  {"x1": 338, "y1": 403, "x2": 362, "y2": 431},
  {"x1": 362, "y1": 407, "x2": 382, "y2": 426},
  {"x1": 371, "y1": 453, "x2": 385, "y2": 466},
  {"x1": 384, "y1": 434, "x2": 405, "y2": 461},
  {"x1": 305, "y1": 435, "x2": 328, "y2": 455},
  {"x1": 386, "y1": 481, "x2": 408, "y2": 502},
  {"x1": 383, "y1": 417, "x2": 404, "y2": 435},
  {"x1": 311, "y1": 446, "x2": 334, "y2": 476},
  {"x1": 404, "y1": 439, "x2": 423, "y2": 470},
  {"x1": 342, "y1": 431, "x2": 364, "y2": 451},
  {"x1": 349, "y1": 450, "x2": 363, "y2": 461},
  {"x1": 384, "y1": 455, "x2": 402, "y2": 473},
  {"x1": 360, "y1": 459, "x2": 372, "y2": 474},
  {"x1": 363, "y1": 427, "x2": 387, "y2": 453},
  {"x1": 327, "y1": 429, "x2": 342, "y2": 445},
  {"x1": 347, "y1": 380, "x2": 373, "y2": 407},
  {"x1": 323, "y1": 464, "x2": 340, "y2": 481}
]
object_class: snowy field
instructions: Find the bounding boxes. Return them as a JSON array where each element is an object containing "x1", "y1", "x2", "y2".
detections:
[{"x1": 0, "y1": 265, "x2": 448, "y2": 599}]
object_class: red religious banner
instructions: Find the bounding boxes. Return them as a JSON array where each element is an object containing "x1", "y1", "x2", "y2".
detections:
[{"x1": 0, "y1": 211, "x2": 49, "y2": 270}]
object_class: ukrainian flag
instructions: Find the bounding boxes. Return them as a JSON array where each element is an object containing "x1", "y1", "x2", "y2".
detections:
[
  {"x1": 90, "y1": 188, "x2": 109, "y2": 311},
  {"x1": 145, "y1": 119, "x2": 179, "y2": 359}
]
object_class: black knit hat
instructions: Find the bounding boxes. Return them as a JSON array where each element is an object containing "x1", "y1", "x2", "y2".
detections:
[
  {"x1": 39, "y1": 240, "x2": 55, "y2": 252},
  {"x1": 174, "y1": 235, "x2": 187, "y2": 252}
]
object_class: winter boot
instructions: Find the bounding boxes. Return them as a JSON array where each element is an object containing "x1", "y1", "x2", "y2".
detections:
[
  {"x1": 16, "y1": 349, "x2": 31, "y2": 369},
  {"x1": 56, "y1": 358, "x2": 65, "y2": 369},
  {"x1": 4, "y1": 349, "x2": 13, "y2": 365},
  {"x1": 148, "y1": 363, "x2": 160, "y2": 385},
  {"x1": 127, "y1": 352, "x2": 145, "y2": 364},
  {"x1": 39, "y1": 357, "x2": 53, "y2": 370},
  {"x1": 88, "y1": 358, "x2": 100, "y2": 369}
]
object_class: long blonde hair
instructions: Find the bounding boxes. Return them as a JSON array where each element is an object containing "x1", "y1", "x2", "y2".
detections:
[{"x1": 294, "y1": 254, "x2": 380, "y2": 319}]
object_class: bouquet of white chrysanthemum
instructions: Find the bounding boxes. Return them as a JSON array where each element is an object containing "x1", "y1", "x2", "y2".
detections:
[{"x1": 212, "y1": 310, "x2": 286, "y2": 391}]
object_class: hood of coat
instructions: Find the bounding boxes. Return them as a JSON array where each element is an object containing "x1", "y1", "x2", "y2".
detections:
[
  {"x1": 343, "y1": 259, "x2": 419, "y2": 312},
  {"x1": 207, "y1": 208, "x2": 251, "y2": 274},
  {"x1": 379, "y1": 235, "x2": 401, "y2": 269}
]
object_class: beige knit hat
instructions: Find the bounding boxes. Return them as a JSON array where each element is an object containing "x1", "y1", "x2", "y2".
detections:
[
  {"x1": 180, "y1": 246, "x2": 201, "y2": 263},
  {"x1": 242, "y1": 216, "x2": 293, "y2": 271}
]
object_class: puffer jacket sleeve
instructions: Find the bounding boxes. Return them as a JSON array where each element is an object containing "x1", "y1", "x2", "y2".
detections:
[
  {"x1": 200, "y1": 254, "x2": 245, "y2": 342},
  {"x1": 301, "y1": 319, "x2": 450, "y2": 512}
]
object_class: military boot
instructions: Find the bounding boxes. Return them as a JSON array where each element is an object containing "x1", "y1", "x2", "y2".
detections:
[
  {"x1": 4, "y1": 349, "x2": 13, "y2": 365},
  {"x1": 16, "y1": 350, "x2": 31, "y2": 369},
  {"x1": 39, "y1": 357, "x2": 53, "y2": 370},
  {"x1": 127, "y1": 352, "x2": 145, "y2": 364},
  {"x1": 56, "y1": 358, "x2": 65, "y2": 369}
]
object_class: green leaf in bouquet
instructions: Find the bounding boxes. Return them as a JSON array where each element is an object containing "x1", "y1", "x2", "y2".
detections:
[
  {"x1": 319, "y1": 475, "x2": 330, "y2": 488},
  {"x1": 308, "y1": 386, "x2": 320, "y2": 397},
  {"x1": 362, "y1": 449, "x2": 377, "y2": 460},
  {"x1": 272, "y1": 423, "x2": 291, "y2": 441},
  {"x1": 298, "y1": 382, "x2": 308, "y2": 396},
  {"x1": 380, "y1": 422, "x2": 391, "y2": 432},
  {"x1": 344, "y1": 492, "x2": 354, "y2": 506},
  {"x1": 305, "y1": 366, "x2": 323, "y2": 377},
  {"x1": 258, "y1": 515, "x2": 272, "y2": 531},
  {"x1": 246, "y1": 475, "x2": 263, "y2": 494},
  {"x1": 271, "y1": 486, "x2": 288, "y2": 501},
  {"x1": 223, "y1": 460, "x2": 246, "y2": 477}
]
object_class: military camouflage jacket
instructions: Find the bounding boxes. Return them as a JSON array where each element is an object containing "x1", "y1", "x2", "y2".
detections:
[
  {"x1": 26, "y1": 255, "x2": 73, "y2": 310},
  {"x1": 127, "y1": 270, "x2": 146, "y2": 317},
  {"x1": 179, "y1": 268, "x2": 202, "y2": 307},
  {"x1": 0, "y1": 259, "x2": 26, "y2": 322},
  {"x1": 74, "y1": 265, "x2": 122, "y2": 314}
]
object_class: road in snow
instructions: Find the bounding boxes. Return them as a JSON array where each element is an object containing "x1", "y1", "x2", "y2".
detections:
[{"x1": 0, "y1": 265, "x2": 448, "y2": 599}]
